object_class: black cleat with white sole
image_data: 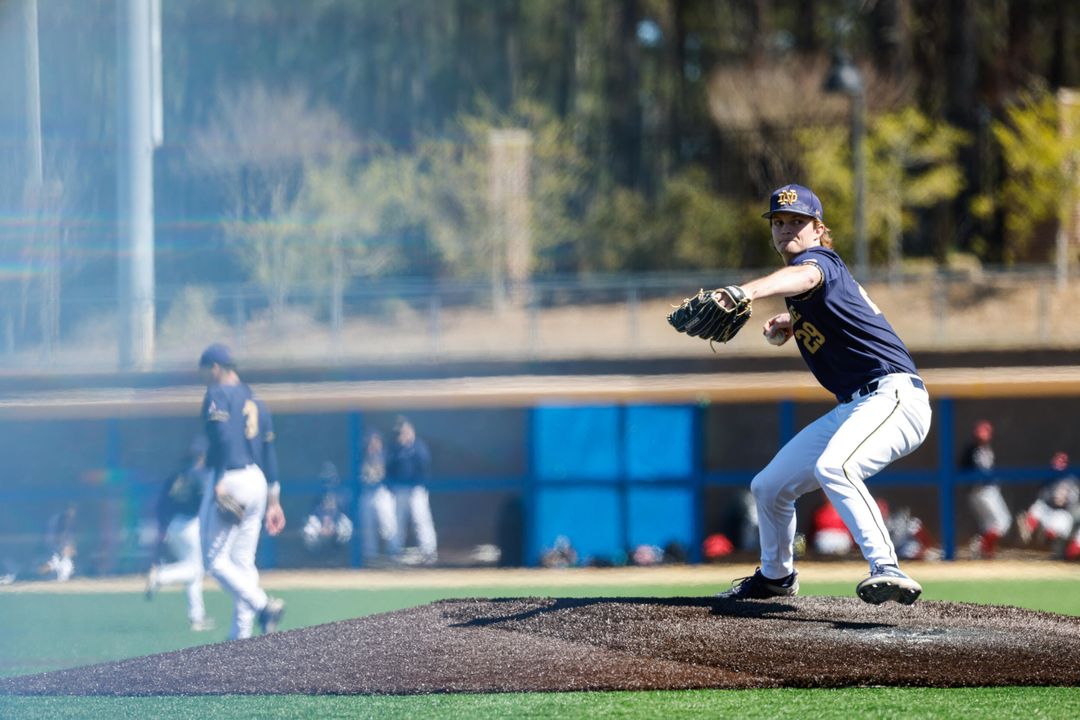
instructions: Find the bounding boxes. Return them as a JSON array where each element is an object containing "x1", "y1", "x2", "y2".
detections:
[{"x1": 856, "y1": 563, "x2": 922, "y2": 605}]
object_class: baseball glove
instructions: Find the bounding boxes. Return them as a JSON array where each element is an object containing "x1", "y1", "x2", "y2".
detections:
[
  {"x1": 667, "y1": 285, "x2": 753, "y2": 344},
  {"x1": 216, "y1": 492, "x2": 246, "y2": 523}
]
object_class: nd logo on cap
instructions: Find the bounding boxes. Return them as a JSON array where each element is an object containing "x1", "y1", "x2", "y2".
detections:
[{"x1": 763, "y1": 184, "x2": 824, "y2": 221}]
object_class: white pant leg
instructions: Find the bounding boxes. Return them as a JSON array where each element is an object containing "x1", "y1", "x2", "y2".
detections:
[
  {"x1": 391, "y1": 486, "x2": 413, "y2": 555},
  {"x1": 751, "y1": 418, "x2": 828, "y2": 579},
  {"x1": 814, "y1": 376, "x2": 932, "y2": 570},
  {"x1": 203, "y1": 465, "x2": 269, "y2": 640},
  {"x1": 1028, "y1": 499, "x2": 1074, "y2": 538},
  {"x1": 970, "y1": 485, "x2": 1012, "y2": 536},
  {"x1": 198, "y1": 470, "x2": 214, "y2": 564},
  {"x1": 233, "y1": 561, "x2": 261, "y2": 638},
  {"x1": 409, "y1": 486, "x2": 437, "y2": 557},
  {"x1": 158, "y1": 515, "x2": 205, "y2": 623},
  {"x1": 360, "y1": 486, "x2": 398, "y2": 559},
  {"x1": 373, "y1": 486, "x2": 397, "y2": 542}
]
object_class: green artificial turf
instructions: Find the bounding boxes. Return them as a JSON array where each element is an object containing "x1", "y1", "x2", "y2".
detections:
[
  {"x1": 2, "y1": 687, "x2": 1079, "y2": 720},
  {"x1": 1, "y1": 577, "x2": 1078, "y2": 719}
]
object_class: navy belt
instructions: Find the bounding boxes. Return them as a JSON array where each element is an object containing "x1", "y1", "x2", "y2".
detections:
[{"x1": 840, "y1": 376, "x2": 924, "y2": 404}]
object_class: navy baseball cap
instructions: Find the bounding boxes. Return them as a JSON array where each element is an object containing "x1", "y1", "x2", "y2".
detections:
[
  {"x1": 762, "y1": 184, "x2": 824, "y2": 221},
  {"x1": 198, "y1": 343, "x2": 235, "y2": 369}
]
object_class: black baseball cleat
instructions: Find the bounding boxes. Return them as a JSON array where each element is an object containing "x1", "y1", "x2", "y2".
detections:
[
  {"x1": 856, "y1": 563, "x2": 922, "y2": 605},
  {"x1": 717, "y1": 568, "x2": 799, "y2": 599},
  {"x1": 258, "y1": 597, "x2": 286, "y2": 634}
]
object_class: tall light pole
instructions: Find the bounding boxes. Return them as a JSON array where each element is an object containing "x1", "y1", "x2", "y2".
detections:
[
  {"x1": 117, "y1": 0, "x2": 160, "y2": 370},
  {"x1": 21, "y1": 0, "x2": 42, "y2": 189},
  {"x1": 824, "y1": 51, "x2": 868, "y2": 280}
]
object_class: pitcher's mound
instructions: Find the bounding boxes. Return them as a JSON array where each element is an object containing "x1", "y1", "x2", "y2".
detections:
[{"x1": 4, "y1": 596, "x2": 1080, "y2": 695}]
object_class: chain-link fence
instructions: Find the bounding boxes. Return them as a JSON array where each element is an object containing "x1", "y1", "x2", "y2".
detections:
[{"x1": 1, "y1": 266, "x2": 1078, "y2": 372}]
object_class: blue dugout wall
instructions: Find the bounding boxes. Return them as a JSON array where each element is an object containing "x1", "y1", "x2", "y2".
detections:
[
  {"x1": 1, "y1": 388, "x2": 1077, "y2": 574},
  {"x1": 531, "y1": 404, "x2": 699, "y2": 564},
  {"x1": 352, "y1": 396, "x2": 1068, "y2": 567},
  {"x1": 525, "y1": 399, "x2": 946, "y2": 566}
]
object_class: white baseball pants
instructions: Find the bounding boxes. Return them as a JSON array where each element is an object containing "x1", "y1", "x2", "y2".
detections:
[
  {"x1": 202, "y1": 464, "x2": 269, "y2": 640},
  {"x1": 969, "y1": 484, "x2": 1012, "y2": 536},
  {"x1": 360, "y1": 485, "x2": 397, "y2": 559},
  {"x1": 751, "y1": 374, "x2": 931, "y2": 579},
  {"x1": 390, "y1": 485, "x2": 437, "y2": 558},
  {"x1": 1027, "y1": 499, "x2": 1075, "y2": 539},
  {"x1": 157, "y1": 514, "x2": 205, "y2": 624}
]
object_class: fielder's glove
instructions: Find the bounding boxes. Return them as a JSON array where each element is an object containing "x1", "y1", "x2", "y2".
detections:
[
  {"x1": 216, "y1": 492, "x2": 246, "y2": 523},
  {"x1": 667, "y1": 285, "x2": 753, "y2": 344}
]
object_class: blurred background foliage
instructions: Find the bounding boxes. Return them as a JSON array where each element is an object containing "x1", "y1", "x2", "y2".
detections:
[
  {"x1": 976, "y1": 89, "x2": 1080, "y2": 263},
  {"x1": 1, "y1": 0, "x2": 1078, "y2": 310},
  {"x1": 797, "y1": 107, "x2": 969, "y2": 268}
]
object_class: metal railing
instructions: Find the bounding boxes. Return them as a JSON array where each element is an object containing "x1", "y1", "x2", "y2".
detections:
[{"x1": 1, "y1": 265, "x2": 1077, "y2": 371}]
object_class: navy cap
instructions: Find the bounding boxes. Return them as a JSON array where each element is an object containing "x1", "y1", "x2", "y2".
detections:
[
  {"x1": 762, "y1": 184, "x2": 824, "y2": 221},
  {"x1": 198, "y1": 342, "x2": 235, "y2": 369}
]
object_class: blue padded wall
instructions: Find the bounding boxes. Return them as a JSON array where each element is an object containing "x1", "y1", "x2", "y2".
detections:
[
  {"x1": 533, "y1": 406, "x2": 620, "y2": 481},
  {"x1": 625, "y1": 405, "x2": 694, "y2": 480},
  {"x1": 535, "y1": 487, "x2": 620, "y2": 562},
  {"x1": 627, "y1": 486, "x2": 694, "y2": 549},
  {"x1": 530, "y1": 404, "x2": 696, "y2": 564}
]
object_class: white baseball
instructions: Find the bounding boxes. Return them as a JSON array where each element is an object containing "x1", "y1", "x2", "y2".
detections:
[{"x1": 766, "y1": 327, "x2": 790, "y2": 346}]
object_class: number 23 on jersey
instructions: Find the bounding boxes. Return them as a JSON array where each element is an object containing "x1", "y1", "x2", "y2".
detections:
[{"x1": 788, "y1": 284, "x2": 882, "y2": 355}]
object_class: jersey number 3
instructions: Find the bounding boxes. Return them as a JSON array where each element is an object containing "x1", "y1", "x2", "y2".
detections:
[{"x1": 242, "y1": 400, "x2": 259, "y2": 440}]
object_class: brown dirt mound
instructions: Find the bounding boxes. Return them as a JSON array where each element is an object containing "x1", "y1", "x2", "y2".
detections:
[{"x1": 3, "y1": 596, "x2": 1079, "y2": 695}]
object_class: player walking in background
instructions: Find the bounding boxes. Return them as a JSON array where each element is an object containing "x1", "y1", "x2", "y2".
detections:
[
  {"x1": 198, "y1": 343, "x2": 286, "y2": 639},
  {"x1": 386, "y1": 415, "x2": 438, "y2": 565},
  {"x1": 145, "y1": 436, "x2": 214, "y2": 631},
  {"x1": 961, "y1": 419, "x2": 1011, "y2": 559},
  {"x1": 669, "y1": 184, "x2": 931, "y2": 604}
]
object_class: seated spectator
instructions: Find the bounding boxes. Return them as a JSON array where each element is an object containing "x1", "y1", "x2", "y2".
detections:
[
  {"x1": 301, "y1": 462, "x2": 354, "y2": 555},
  {"x1": 38, "y1": 503, "x2": 77, "y2": 581},
  {"x1": 540, "y1": 535, "x2": 577, "y2": 568},
  {"x1": 1016, "y1": 452, "x2": 1080, "y2": 560}
]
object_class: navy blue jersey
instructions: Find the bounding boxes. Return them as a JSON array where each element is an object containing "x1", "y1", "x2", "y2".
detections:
[
  {"x1": 202, "y1": 384, "x2": 280, "y2": 488},
  {"x1": 156, "y1": 464, "x2": 207, "y2": 524},
  {"x1": 785, "y1": 247, "x2": 917, "y2": 400},
  {"x1": 386, "y1": 437, "x2": 431, "y2": 486},
  {"x1": 202, "y1": 383, "x2": 258, "y2": 478}
]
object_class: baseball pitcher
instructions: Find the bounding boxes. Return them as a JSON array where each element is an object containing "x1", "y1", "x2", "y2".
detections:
[
  {"x1": 669, "y1": 184, "x2": 931, "y2": 605},
  {"x1": 198, "y1": 343, "x2": 286, "y2": 639}
]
